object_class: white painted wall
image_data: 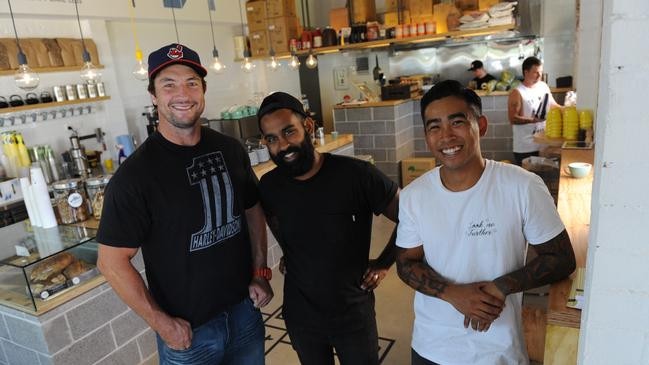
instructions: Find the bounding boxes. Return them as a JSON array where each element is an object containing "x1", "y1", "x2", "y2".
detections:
[
  {"x1": 574, "y1": 1, "x2": 603, "y2": 112},
  {"x1": 578, "y1": 0, "x2": 649, "y2": 364},
  {"x1": 540, "y1": 0, "x2": 577, "y2": 86}
]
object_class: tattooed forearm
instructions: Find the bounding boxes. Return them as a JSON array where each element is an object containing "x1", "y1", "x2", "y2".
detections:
[
  {"x1": 396, "y1": 247, "x2": 449, "y2": 298},
  {"x1": 493, "y1": 229, "x2": 576, "y2": 296}
]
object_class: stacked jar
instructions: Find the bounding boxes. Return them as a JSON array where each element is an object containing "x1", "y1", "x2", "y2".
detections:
[
  {"x1": 85, "y1": 175, "x2": 112, "y2": 220},
  {"x1": 52, "y1": 179, "x2": 90, "y2": 224}
]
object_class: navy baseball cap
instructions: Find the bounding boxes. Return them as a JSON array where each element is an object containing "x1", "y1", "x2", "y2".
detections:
[
  {"x1": 468, "y1": 60, "x2": 483, "y2": 71},
  {"x1": 257, "y1": 92, "x2": 308, "y2": 122},
  {"x1": 148, "y1": 43, "x2": 207, "y2": 80}
]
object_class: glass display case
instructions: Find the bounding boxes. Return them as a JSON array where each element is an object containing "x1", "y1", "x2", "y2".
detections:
[{"x1": 0, "y1": 221, "x2": 100, "y2": 313}]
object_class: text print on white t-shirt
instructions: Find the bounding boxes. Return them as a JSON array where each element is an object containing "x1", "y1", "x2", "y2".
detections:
[{"x1": 466, "y1": 219, "x2": 497, "y2": 237}]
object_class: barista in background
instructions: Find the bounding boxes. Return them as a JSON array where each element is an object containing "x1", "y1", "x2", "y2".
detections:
[
  {"x1": 467, "y1": 60, "x2": 496, "y2": 90},
  {"x1": 257, "y1": 92, "x2": 399, "y2": 365},
  {"x1": 96, "y1": 43, "x2": 272, "y2": 365},
  {"x1": 507, "y1": 56, "x2": 561, "y2": 165}
]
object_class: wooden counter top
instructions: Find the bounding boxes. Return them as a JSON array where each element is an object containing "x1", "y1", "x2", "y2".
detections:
[
  {"x1": 543, "y1": 148, "x2": 594, "y2": 364},
  {"x1": 547, "y1": 148, "x2": 593, "y2": 325},
  {"x1": 252, "y1": 134, "x2": 353, "y2": 178},
  {"x1": 333, "y1": 99, "x2": 413, "y2": 109}
]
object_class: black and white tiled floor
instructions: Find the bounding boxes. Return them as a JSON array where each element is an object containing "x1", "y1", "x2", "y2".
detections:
[{"x1": 262, "y1": 305, "x2": 396, "y2": 364}]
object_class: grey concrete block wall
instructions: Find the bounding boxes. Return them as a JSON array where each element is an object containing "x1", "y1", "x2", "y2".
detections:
[
  {"x1": 479, "y1": 95, "x2": 514, "y2": 161},
  {"x1": 333, "y1": 100, "x2": 419, "y2": 183}
]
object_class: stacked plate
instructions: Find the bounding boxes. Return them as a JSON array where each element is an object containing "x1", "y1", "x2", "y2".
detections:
[
  {"x1": 562, "y1": 107, "x2": 579, "y2": 140},
  {"x1": 545, "y1": 107, "x2": 563, "y2": 138},
  {"x1": 579, "y1": 109, "x2": 593, "y2": 130}
]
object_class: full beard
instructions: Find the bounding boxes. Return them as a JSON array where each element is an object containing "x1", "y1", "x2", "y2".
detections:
[{"x1": 270, "y1": 135, "x2": 315, "y2": 178}]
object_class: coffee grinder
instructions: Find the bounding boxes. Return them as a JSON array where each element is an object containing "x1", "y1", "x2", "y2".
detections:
[{"x1": 143, "y1": 105, "x2": 158, "y2": 136}]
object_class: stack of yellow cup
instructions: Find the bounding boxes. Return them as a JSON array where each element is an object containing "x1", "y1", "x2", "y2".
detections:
[
  {"x1": 545, "y1": 107, "x2": 563, "y2": 138},
  {"x1": 563, "y1": 106, "x2": 579, "y2": 140},
  {"x1": 579, "y1": 109, "x2": 593, "y2": 129}
]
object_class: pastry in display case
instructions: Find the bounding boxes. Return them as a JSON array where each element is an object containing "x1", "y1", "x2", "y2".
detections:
[{"x1": 0, "y1": 220, "x2": 100, "y2": 313}]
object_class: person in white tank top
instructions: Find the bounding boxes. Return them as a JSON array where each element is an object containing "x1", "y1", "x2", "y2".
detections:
[{"x1": 507, "y1": 57, "x2": 561, "y2": 165}]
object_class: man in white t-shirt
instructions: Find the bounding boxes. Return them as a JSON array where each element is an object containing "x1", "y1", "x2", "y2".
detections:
[
  {"x1": 507, "y1": 56, "x2": 561, "y2": 165},
  {"x1": 396, "y1": 80, "x2": 576, "y2": 365}
]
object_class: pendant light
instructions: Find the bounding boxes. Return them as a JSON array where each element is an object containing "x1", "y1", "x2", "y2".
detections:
[
  {"x1": 302, "y1": 0, "x2": 317, "y2": 69},
  {"x1": 7, "y1": 0, "x2": 39, "y2": 91},
  {"x1": 238, "y1": 0, "x2": 255, "y2": 73},
  {"x1": 264, "y1": 0, "x2": 281, "y2": 71},
  {"x1": 74, "y1": 0, "x2": 101, "y2": 83},
  {"x1": 288, "y1": 51, "x2": 300, "y2": 70},
  {"x1": 305, "y1": 49, "x2": 318, "y2": 69},
  {"x1": 207, "y1": 0, "x2": 226, "y2": 74},
  {"x1": 128, "y1": 0, "x2": 148, "y2": 80}
]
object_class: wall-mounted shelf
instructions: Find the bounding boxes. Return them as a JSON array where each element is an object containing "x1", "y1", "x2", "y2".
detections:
[
  {"x1": 0, "y1": 65, "x2": 105, "y2": 77},
  {"x1": 0, "y1": 96, "x2": 110, "y2": 115},
  {"x1": 243, "y1": 24, "x2": 516, "y2": 61}
]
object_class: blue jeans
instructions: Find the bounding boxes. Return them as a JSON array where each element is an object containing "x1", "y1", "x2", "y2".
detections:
[{"x1": 156, "y1": 298, "x2": 264, "y2": 365}]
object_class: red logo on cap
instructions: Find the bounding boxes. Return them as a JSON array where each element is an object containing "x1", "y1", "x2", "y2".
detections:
[{"x1": 167, "y1": 45, "x2": 184, "y2": 60}]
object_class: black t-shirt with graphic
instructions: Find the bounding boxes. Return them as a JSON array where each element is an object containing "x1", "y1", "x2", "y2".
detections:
[
  {"x1": 473, "y1": 73, "x2": 497, "y2": 89},
  {"x1": 97, "y1": 127, "x2": 258, "y2": 327},
  {"x1": 259, "y1": 154, "x2": 398, "y2": 333}
]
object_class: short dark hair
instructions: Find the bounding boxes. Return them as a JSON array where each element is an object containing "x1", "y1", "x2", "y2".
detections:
[
  {"x1": 420, "y1": 80, "x2": 482, "y2": 124},
  {"x1": 147, "y1": 77, "x2": 206, "y2": 96},
  {"x1": 522, "y1": 56, "x2": 542, "y2": 73}
]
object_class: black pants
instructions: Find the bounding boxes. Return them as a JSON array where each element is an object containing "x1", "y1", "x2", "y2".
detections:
[
  {"x1": 411, "y1": 348, "x2": 441, "y2": 365},
  {"x1": 513, "y1": 151, "x2": 539, "y2": 166},
  {"x1": 285, "y1": 320, "x2": 379, "y2": 365}
]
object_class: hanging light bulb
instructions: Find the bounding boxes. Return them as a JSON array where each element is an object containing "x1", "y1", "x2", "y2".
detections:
[
  {"x1": 267, "y1": 49, "x2": 281, "y2": 71},
  {"x1": 80, "y1": 50, "x2": 102, "y2": 84},
  {"x1": 210, "y1": 48, "x2": 226, "y2": 74},
  {"x1": 7, "y1": 0, "x2": 39, "y2": 91},
  {"x1": 15, "y1": 53, "x2": 39, "y2": 91},
  {"x1": 128, "y1": 1, "x2": 147, "y2": 81},
  {"x1": 305, "y1": 50, "x2": 318, "y2": 69},
  {"x1": 132, "y1": 49, "x2": 148, "y2": 81},
  {"x1": 74, "y1": 0, "x2": 101, "y2": 84},
  {"x1": 241, "y1": 49, "x2": 255, "y2": 73},
  {"x1": 288, "y1": 51, "x2": 300, "y2": 70},
  {"x1": 206, "y1": 1, "x2": 226, "y2": 75}
]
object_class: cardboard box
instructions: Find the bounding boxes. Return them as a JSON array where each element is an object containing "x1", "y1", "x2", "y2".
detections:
[
  {"x1": 401, "y1": 157, "x2": 436, "y2": 186},
  {"x1": 384, "y1": 10, "x2": 410, "y2": 26},
  {"x1": 246, "y1": 1, "x2": 268, "y2": 32},
  {"x1": 329, "y1": 7, "x2": 350, "y2": 32},
  {"x1": 249, "y1": 30, "x2": 270, "y2": 57},
  {"x1": 351, "y1": 0, "x2": 377, "y2": 23},
  {"x1": 407, "y1": 0, "x2": 433, "y2": 17},
  {"x1": 268, "y1": 16, "x2": 299, "y2": 53},
  {"x1": 267, "y1": 0, "x2": 296, "y2": 17}
]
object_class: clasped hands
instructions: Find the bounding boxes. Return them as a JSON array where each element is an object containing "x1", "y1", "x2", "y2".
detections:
[{"x1": 446, "y1": 281, "x2": 506, "y2": 332}]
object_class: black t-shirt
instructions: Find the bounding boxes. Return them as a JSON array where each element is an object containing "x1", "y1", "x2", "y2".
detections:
[
  {"x1": 474, "y1": 73, "x2": 497, "y2": 89},
  {"x1": 259, "y1": 154, "x2": 398, "y2": 333},
  {"x1": 97, "y1": 127, "x2": 258, "y2": 327}
]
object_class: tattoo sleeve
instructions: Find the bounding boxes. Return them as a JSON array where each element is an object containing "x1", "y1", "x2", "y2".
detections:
[
  {"x1": 493, "y1": 229, "x2": 576, "y2": 296},
  {"x1": 395, "y1": 247, "x2": 449, "y2": 298}
]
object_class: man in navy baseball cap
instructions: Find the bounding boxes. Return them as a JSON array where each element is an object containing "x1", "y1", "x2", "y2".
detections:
[
  {"x1": 148, "y1": 43, "x2": 207, "y2": 81},
  {"x1": 98, "y1": 41, "x2": 273, "y2": 365}
]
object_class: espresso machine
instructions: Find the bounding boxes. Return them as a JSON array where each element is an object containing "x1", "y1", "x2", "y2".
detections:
[
  {"x1": 66, "y1": 127, "x2": 105, "y2": 179},
  {"x1": 143, "y1": 105, "x2": 159, "y2": 136}
]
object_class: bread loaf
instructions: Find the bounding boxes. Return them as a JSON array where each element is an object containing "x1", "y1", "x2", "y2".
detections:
[
  {"x1": 63, "y1": 259, "x2": 91, "y2": 279},
  {"x1": 30, "y1": 252, "x2": 75, "y2": 282}
]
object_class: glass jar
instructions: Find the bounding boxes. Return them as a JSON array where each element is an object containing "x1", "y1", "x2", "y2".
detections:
[
  {"x1": 85, "y1": 175, "x2": 112, "y2": 219},
  {"x1": 52, "y1": 179, "x2": 90, "y2": 224}
]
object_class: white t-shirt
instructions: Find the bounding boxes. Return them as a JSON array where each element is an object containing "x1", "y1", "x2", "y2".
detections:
[
  {"x1": 396, "y1": 160, "x2": 564, "y2": 365},
  {"x1": 513, "y1": 82, "x2": 551, "y2": 153}
]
